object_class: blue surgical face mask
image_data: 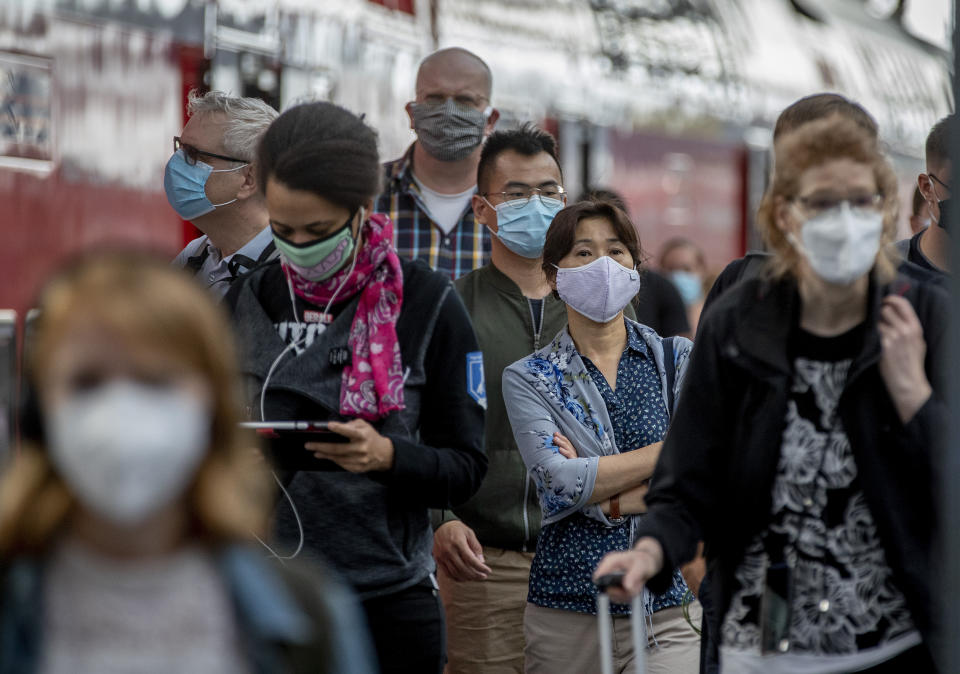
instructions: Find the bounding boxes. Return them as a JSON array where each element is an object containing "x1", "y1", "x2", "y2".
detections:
[
  {"x1": 163, "y1": 149, "x2": 247, "y2": 220},
  {"x1": 669, "y1": 270, "x2": 703, "y2": 306},
  {"x1": 484, "y1": 196, "x2": 564, "y2": 258}
]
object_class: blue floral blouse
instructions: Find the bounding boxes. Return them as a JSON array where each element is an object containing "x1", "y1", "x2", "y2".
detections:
[{"x1": 525, "y1": 322, "x2": 689, "y2": 615}]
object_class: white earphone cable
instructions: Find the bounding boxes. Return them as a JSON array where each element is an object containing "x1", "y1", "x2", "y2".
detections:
[{"x1": 254, "y1": 207, "x2": 366, "y2": 561}]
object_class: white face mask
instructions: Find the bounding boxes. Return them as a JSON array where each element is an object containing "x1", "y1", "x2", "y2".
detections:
[
  {"x1": 47, "y1": 380, "x2": 210, "y2": 526},
  {"x1": 789, "y1": 202, "x2": 883, "y2": 286},
  {"x1": 554, "y1": 256, "x2": 641, "y2": 323}
]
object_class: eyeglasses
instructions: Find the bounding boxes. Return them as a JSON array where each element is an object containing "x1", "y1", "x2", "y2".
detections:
[
  {"x1": 929, "y1": 172, "x2": 951, "y2": 194},
  {"x1": 482, "y1": 186, "x2": 568, "y2": 209},
  {"x1": 792, "y1": 193, "x2": 883, "y2": 218},
  {"x1": 173, "y1": 137, "x2": 247, "y2": 166}
]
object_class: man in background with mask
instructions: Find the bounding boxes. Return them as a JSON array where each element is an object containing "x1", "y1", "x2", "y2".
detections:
[
  {"x1": 376, "y1": 47, "x2": 499, "y2": 279},
  {"x1": 166, "y1": 91, "x2": 279, "y2": 295},
  {"x1": 896, "y1": 114, "x2": 955, "y2": 278},
  {"x1": 658, "y1": 236, "x2": 709, "y2": 335}
]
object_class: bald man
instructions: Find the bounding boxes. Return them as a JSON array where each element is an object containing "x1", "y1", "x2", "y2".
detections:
[{"x1": 375, "y1": 47, "x2": 500, "y2": 279}]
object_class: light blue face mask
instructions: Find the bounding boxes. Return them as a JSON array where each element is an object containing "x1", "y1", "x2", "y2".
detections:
[
  {"x1": 163, "y1": 149, "x2": 247, "y2": 220},
  {"x1": 670, "y1": 270, "x2": 703, "y2": 306},
  {"x1": 484, "y1": 196, "x2": 564, "y2": 258}
]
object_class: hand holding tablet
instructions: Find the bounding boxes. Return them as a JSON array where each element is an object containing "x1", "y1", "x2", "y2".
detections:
[
  {"x1": 304, "y1": 419, "x2": 395, "y2": 474},
  {"x1": 239, "y1": 421, "x2": 349, "y2": 471}
]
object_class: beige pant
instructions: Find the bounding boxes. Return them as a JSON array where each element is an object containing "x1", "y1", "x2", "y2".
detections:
[
  {"x1": 438, "y1": 547, "x2": 535, "y2": 674},
  {"x1": 523, "y1": 601, "x2": 702, "y2": 674}
]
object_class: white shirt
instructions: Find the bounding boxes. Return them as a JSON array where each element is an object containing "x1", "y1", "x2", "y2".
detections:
[
  {"x1": 173, "y1": 225, "x2": 274, "y2": 297},
  {"x1": 40, "y1": 541, "x2": 250, "y2": 674},
  {"x1": 411, "y1": 173, "x2": 475, "y2": 235}
]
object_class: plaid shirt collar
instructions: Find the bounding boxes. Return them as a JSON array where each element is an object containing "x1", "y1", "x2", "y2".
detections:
[
  {"x1": 386, "y1": 141, "x2": 479, "y2": 220},
  {"x1": 386, "y1": 143, "x2": 418, "y2": 194}
]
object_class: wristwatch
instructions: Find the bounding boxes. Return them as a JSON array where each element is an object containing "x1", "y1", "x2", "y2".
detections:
[{"x1": 609, "y1": 493, "x2": 624, "y2": 523}]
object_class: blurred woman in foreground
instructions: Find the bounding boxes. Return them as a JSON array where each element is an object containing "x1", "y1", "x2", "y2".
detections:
[
  {"x1": 596, "y1": 116, "x2": 947, "y2": 673},
  {"x1": 0, "y1": 253, "x2": 375, "y2": 674}
]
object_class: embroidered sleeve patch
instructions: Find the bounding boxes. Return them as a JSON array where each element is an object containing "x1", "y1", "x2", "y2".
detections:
[{"x1": 466, "y1": 351, "x2": 487, "y2": 409}]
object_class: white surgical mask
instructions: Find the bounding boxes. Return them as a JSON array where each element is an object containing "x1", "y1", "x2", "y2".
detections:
[
  {"x1": 789, "y1": 201, "x2": 883, "y2": 286},
  {"x1": 47, "y1": 379, "x2": 210, "y2": 526},
  {"x1": 554, "y1": 256, "x2": 641, "y2": 323}
]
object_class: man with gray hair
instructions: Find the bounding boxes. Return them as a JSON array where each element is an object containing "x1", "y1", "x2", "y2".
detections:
[{"x1": 165, "y1": 90, "x2": 279, "y2": 295}]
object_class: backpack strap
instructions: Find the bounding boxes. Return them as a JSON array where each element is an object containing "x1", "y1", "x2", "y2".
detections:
[
  {"x1": 663, "y1": 336, "x2": 676, "y2": 417},
  {"x1": 184, "y1": 245, "x2": 210, "y2": 274},
  {"x1": 226, "y1": 241, "x2": 279, "y2": 284},
  {"x1": 255, "y1": 239, "x2": 279, "y2": 265}
]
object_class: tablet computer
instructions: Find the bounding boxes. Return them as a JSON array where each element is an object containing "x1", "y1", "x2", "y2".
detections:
[{"x1": 240, "y1": 421, "x2": 348, "y2": 472}]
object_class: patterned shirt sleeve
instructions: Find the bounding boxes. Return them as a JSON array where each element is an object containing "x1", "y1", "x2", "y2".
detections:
[{"x1": 502, "y1": 364, "x2": 599, "y2": 522}]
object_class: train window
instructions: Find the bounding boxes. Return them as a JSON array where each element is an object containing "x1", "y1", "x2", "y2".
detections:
[{"x1": 0, "y1": 52, "x2": 53, "y2": 171}]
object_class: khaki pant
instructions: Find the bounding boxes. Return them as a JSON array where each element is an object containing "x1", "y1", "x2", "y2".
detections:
[
  {"x1": 523, "y1": 601, "x2": 702, "y2": 674},
  {"x1": 438, "y1": 547, "x2": 535, "y2": 674}
]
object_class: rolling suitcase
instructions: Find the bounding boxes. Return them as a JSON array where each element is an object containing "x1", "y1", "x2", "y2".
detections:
[{"x1": 595, "y1": 572, "x2": 647, "y2": 674}]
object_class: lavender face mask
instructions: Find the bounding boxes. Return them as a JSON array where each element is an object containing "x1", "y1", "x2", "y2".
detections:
[{"x1": 554, "y1": 256, "x2": 641, "y2": 323}]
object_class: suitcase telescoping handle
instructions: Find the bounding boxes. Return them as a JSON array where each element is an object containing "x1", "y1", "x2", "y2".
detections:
[{"x1": 595, "y1": 572, "x2": 646, "y2": 674}]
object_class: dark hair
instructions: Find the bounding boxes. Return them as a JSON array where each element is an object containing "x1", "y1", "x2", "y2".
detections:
[
  {"x1": 912, "y1": 185, "x2": 927, "y2": 217},
  {"x1": 580, "y1": 187, "x2": 628, "y2": 213},
  {"x1": 925, "y1": 114, "x2": 956, "y2": 167},
  {"x1": 477, "y1": 123, "x2": 561, "y2": 193},
  {"x1": 541, "y1": 201, "x2": 642, "y2": 292},
  {"x1": 774, "y1": 93, "x2": 878, "y2": 141},
  {"x1": 257, "y1": 102, "x2": 381, "y2": 211}
]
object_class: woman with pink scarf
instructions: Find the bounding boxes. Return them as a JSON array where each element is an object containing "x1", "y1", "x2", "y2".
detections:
[{"x1": 225, "y1": 102, "x2": 487, "y2": 674}]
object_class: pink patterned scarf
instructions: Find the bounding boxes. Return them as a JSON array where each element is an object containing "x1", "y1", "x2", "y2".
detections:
[{"x1": 282, "y1": 213, "x2": 405, "y2": 421}]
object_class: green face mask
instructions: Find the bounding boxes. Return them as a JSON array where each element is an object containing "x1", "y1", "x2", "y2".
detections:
[{"x1": 273, "y1": 211, "x2": 357, "y2": 281}]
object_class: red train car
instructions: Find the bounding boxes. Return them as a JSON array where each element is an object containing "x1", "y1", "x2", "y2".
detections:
[
  {"x1": 0, "y1": 6, "x2": 209, "y2": 457},
  {"x1": 0, "y1": 7, "x2": 207, "y2": 321}
]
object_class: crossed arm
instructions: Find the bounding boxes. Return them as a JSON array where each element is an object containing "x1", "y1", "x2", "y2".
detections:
[{"x1": 552, "y1": 432, "x2": 660, "y2": 515}]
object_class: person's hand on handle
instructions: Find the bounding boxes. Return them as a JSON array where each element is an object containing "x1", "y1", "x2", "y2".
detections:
[
  {"x1": 305, "y1": 419, "x2": 394, "y2": 473},
  {"x1": 878, "y1": 295, "x2": 932, "y2": 424},
  {"x1": 593, "y1": 537, "x2": 664, "y2": 604},
  {"x1": 433, "y1": 520, "x2": 492, "y2": 581},
  {"x1": 553, "y1": 432, "x2": 578, "y2": 459}
]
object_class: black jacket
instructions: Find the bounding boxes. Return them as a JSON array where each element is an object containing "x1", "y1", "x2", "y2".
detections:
[
  {"x1": 637, "y1": 273, "x2": 948, "y2": 667},
  {"x1": 225, "y1": 259, "x2": 487, "y2": 598}
]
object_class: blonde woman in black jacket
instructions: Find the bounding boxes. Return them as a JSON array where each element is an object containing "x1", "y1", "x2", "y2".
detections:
[{"x1": 596, "y1": 116, "x2": 947, "y2": 673}]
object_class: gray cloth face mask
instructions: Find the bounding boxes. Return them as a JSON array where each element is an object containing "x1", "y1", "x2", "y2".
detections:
[{"x1": 411, "y1": 98, "x2": 491, "y2": 162}]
